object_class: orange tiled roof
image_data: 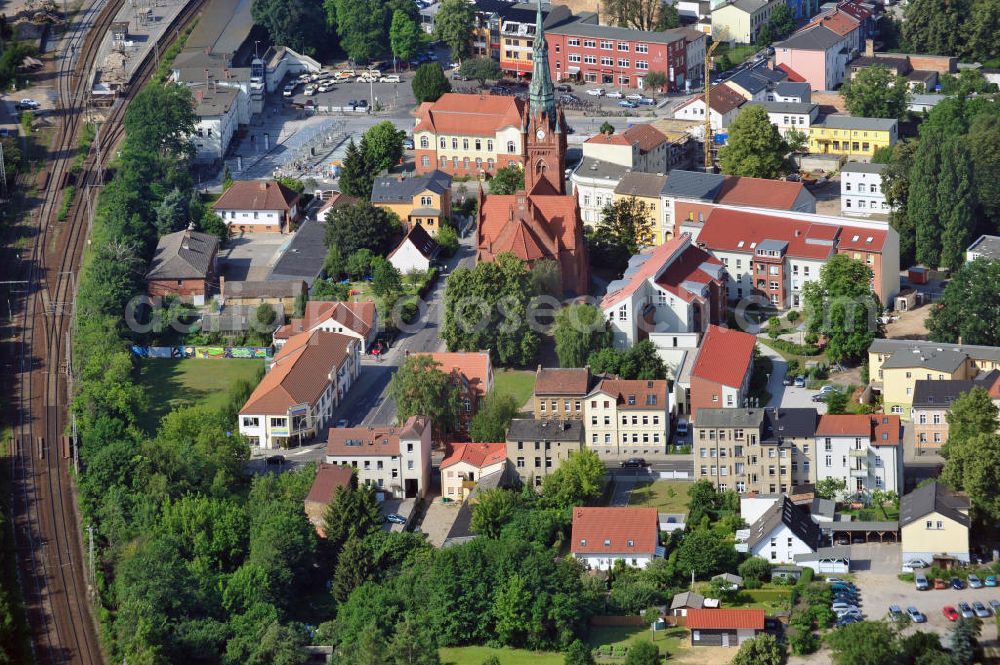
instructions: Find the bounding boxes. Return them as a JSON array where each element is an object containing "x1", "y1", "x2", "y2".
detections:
[
  {"x1": 535, "y1": 368, "x2": 592, "y2": 395},
  {"x1": 414, "y1": 93, "x2": 527, "y2": 137},
  {"x1": 716, "y1": 175, "x2": 807, "y2": 210},
  {"x1": 691, "y1": 325, "x2": 757, "y2": 388},
  {"x1": 274, "y1": 300, "x2": 376, "y2": 340},
  {"x1": 622, "y1": 124, "x2": 667, "y2": 153},
  {"x1": 213, "y1": 180, "x2": 299, "y2": 212},
  {"x1": 479, "y1": 193, "x2": 580, "y2": 265},
  {"x1": 240, "y1": 330, "x2": 354, "y2": 415},
  {"x1": 601, "y1": 236, "x2": 723, "y2": 309},
  {"x1": 592, "y1": 379, "x2": 668, "y2": 410},
  {"x1": 411, "y1": 351, "x2": 493, "y2": 397},
  {"x1": 571, "y1": 507, "x2": 659, "y2": 554},
  {"x1": 305, "y1": 463, "x2": 354, "y2": 505},
  {"x1": 686, "y1": 609, "x2": 765, "y2": 630},
  {"x1": 584, "y1": 132, "x2": 631, "y2": 146},
  {"x1": 326, "y1": 416, "x2": 428, "y2": 457},
  {"x1": 808, "y1": 9, "x2": 860, "y2": 36},
  {"x1": 440, "y1": 442, "x2": 507, "y2": 469}
]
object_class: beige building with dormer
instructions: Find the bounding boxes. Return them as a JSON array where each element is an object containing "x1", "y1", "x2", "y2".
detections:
[{"x1": 585, "y1": 378, "x2": 670, "y2": 458}]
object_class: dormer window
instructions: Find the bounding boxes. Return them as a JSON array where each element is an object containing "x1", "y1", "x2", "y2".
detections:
[
  {"x1": 627, "y1": 539, "x2": 635, "y2": 547},
  {"x1": 604, "y1": 539, "x2": 612, "y2": 547},
  {"x1": 580, "y1": 539, "x2": 587, "y2": 547},
  {"x1": 628, "y1": 395, "x2": 636, "y2": 405}
]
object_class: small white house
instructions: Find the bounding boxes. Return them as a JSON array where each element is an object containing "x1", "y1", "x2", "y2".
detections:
[
  {"x1": 212, "y1": 180, "x2": 301, "y2": 234},
  {"x1": 672, "y1": 85, "x2": 746, "y2": 131},
  {"x1": 841, "y1": 161, "x2": 891, "y2": 216},
  {"x1": 794, "y1": 546, "x2": 851, "y2": 573},
  {"x1": 744, "y1": 496, "x2": 820, "y2": 564},
  {"x1": 388, "y1": 224, "x2": 440, "y2": 274},
  {"x1": 749, "y1": 101, "x2": 819, "y2": 137},
  {"x1": 571, "y1": 507, "x2": 660, "y2": 570}
]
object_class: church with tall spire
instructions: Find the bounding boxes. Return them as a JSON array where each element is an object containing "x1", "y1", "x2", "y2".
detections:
[{"x1": 476, "y1": 0, "x2": 589, "y2": 296}]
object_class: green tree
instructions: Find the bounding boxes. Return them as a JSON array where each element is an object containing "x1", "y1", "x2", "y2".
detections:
[
  {"x1": 387, "y1": 614, "x2": 441, "y2": 665},
  {"x1": 968, "y1": 0, "x2": 1000, "y2": 63},
  {"x1": 653, "y1": 3, "x2": 680, "y2": 30},
  {"x1": 618, "y1": 340, "x2": 667, "y2": 380},
  {"x1": 902, "y1": 0, "x2": 970, "y2": 58},
  {"x1": 882, "y1": 139, "x2": 917, "y2": 266},
  {"x1": 802, "y1": 254, "x2": 879, "y2": 364},
  {"x1": 434, "y1": 0, "x2": 475, "y2": 62},
  {"x1": 841, "y1": 66, "x2": 909, "y2": 119},
  {"x1": 529, "y1": 259, "x2": 562, "y2": 297},
  {"x1": 471, "y1": 488, "x2": 518, "y2": 538},
  {"x1": 541, "y1": 448, "x2": 605, "y2": 509},
  {"x1": 555, "y1": 304, "x2": 612, "y2": 368},
  {"x1": 769, "y1": 3, "x2": 794, "y2": 37},
  {"x1": 489, "y1": 164, "x2": 525, "y2": 195},
  {"x1": 604, "y1": 0, "x2": 665, "y2": 30},
  {"x1": 493, "y1": 574, "x2": 534, "y2": 646},
  {"x1": 338, "y1": 139, "x2": 377, "y2": 198},
  {"x1": 737, "y1": 556, "x2": 771, "y2": 585},
  {"x1": 412, "y1": 63, "x2": 452, "y2": 103},
  {"x1": 436, "y1": 224, "x2": 459, "y2": 256},
  {"x1": 936, "y1": 138, "x2": 976, "y2": 270},
  {"x1": 253, "y1": 0, "x2": 329, "y2": 54},
  {"x1": 388, "y1": 354, "x2": 462, "y2": 432},
  {"x1": 364, "y1": 121, "x2": 406, "y2": 173},
  {"x1": 674, "y1": 528, "x2": 737, "y2": 579},
  {"x1": 371, "y1": 256, "x2": 403, "y2": 298},
  {"x1": 756, "y1": 22, "x2": 773, "y2": 46},
  {"x1": 910, "y1": 130, "x2": 943, "y2": 267},
  {"x1": 815, "y1": 477, "x2": 846, "y2": 500},
  {"x1": 330, "y1": 0, "x2": 385, "y2": 63},
  {"x1": 323, "y1": 479, "x2": 383, "y2": 557},
  {"x1": 442, "y1": 253, "x2": 540, "y2": 367},
  {"x1": 325, "y1": 202, "x2": 401, "y2": 256},
  {"x1": 599, "y1": 121, "x2": 615, "y2": 135},
  {"x1": 154, "y1": 187, "x2": 189, "y2": 235},
  {"x1": 389, "y1": 10, "x2": 423, "y2": 67},
  {"x1": 469, "y1": 393, "x2": 520, "y2": 443},
  {"x1": 342, "y1": 623, "x2": 387, "y2": 665},
  {"x1": 825, "y1": 390, "x2": 849, "y2": 415},
  {"x1": 596, "y1": 196, "x2": 654, "y2": 257},
  {"x1": 460, "y1": 57, "x2": 503, "y2": 87},
  {"x1": 346, "y1": 248, "x2": 374, "y2": 279},
  {"x1": 928, "y1": 260, "x2": 1000, "y2": 347},
  {"x1": 969, "y1": 114, "x2": 1000, "y2": 230},
  {"x1": 730, "y1": 634, "x2": 786, "y2": 665},
  {"x1": 255, "y1": 302, "x2": 277, "y2": 328},
  {"x1": 950, "y1": 617, "x2": 981, "y2": 665},
  {"x1": 719, "y1": 105, "x2": 788, "y2": 179},
  {"x1": 564, "y1": 639, "x2": 596, "y2": 665},
  {"x1": 826, "y1": 620, "x2": 900, "y2": 665},
  {"x1": 642, "y1": 71, "x2": 668, "y2": 91},
  {"x1": 124, "y1": 83, "x2": 196, "y2": 158},
  {"x1": 332, "y1": 536, "x2": 375, "y2": 602},
  {"x1": 784, "y1": 128, "x2": 808, "y2": 153},
  {"x1": 623, "y1": 640, "x2": 659, "y2": 665},
  {"x1": 956, "y1": 435, "x2": 1000, "y2": 519},
  {"x1": 324, "y1": 244, "x2": 346, "y2": 279}
]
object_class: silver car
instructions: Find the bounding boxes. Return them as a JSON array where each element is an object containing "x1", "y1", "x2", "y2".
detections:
[{"x1": 973, "y1": 601, "x2": 991, "y2": 618}]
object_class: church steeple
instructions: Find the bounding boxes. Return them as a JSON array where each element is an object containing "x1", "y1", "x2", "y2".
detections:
[{"x1": 528, "y1": 0, "x2": 556, "y2": 122}]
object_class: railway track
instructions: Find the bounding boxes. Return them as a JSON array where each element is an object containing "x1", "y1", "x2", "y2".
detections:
[{"x1": 9, "y1": 0, "x2": 209, "y2": 662}]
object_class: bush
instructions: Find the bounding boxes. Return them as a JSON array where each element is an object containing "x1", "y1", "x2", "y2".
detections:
[
  {"x1": 789, "y1": 629, "x2": 819, "y2": 655},
  {"x1": 786, "y1": 310, "x2": 801, "y2": 323},
  {"x1": 436, "y1": 224, "x2": 459, "y2": 257},
  {"x1": 765, "y1": 338, "x2": 823, "y2": 356}
]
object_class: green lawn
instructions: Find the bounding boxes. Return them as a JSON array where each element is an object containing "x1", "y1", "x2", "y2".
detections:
[
  {"x1": 136, "y1": 358, "x2": 265, "y2": 433},
  {"x1": 627, "y1": 480, "x2": 692, "y2": 515},
  {"x1": 588, "y1": 625, "x2": 686, "y2": 659},
  {"x1": 493, "y1": 369, "x2": 536, "y2": 409},
  {"x1": 439, "y1": 646, "x2": 563, "y2": 665},
  {"x1": 726, "y1": 588, "x2": 794, "y2": 612}
]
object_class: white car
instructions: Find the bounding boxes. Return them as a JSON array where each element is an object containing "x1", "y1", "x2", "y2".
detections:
[
  {"x1": 380, "y1": 74, "x2": 401, "y2": 83},
  {"x1": 318, "y1": 82, "x2": 336, "y2": 92},
  {"x1": 282, "y1": 83, "x2": 296, "y2": 97},
  {"x1": 586, "y1": 88, "x2": 605, "y2": 96},
  {"x1": 606, "y1": 90, "x2": 623, "y2": 98},
  {"x1": 303, "y1": 84, "x2": 317, "y2": 96},
  {"x1": 625, "y1": 93, "x2": 643, "y2": 100}
]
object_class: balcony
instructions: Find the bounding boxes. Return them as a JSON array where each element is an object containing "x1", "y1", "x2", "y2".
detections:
[
  {"x1": 848, "y1": 448, "x2": 868, "y2": 458},
  {"x1": 849, "y1": 467, "x2": 868, "y2": 478},
  {"x1": 462, "y1": 479, "x2": 477, "y2": 490}
]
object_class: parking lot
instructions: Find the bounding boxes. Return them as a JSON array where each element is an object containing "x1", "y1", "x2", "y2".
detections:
[
  {"x1": 218, "y1": 233, "x2": 289, "y2": 281},
  {"x1": 283, "y1": 71, "x2": 418, "y2": 114}
]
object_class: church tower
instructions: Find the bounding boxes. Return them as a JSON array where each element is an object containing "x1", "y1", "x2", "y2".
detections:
[{"x1": 524, "y1": 0, "x2": 567, "y2": 195}]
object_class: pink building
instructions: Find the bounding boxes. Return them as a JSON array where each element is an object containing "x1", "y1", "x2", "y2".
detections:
[{"x1": 773, "y1": 24, "x2": 854, "y2": 91}]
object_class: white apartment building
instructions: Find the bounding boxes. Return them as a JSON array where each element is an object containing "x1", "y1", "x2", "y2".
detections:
[
  {"x1": 324, "y1": 416, "x2": 432, "y2": 499},
  {"x1": 571, "y1": 157, "x2": 626, "y2": 226},
  {"x1": 841, "y1": 162, "x2": 892, "y2": 216},
  {"x1": 814, "y1": 414, "x2": 903, "y2": 496},
  {"x1": 748, "y1": 101, "x2": 820, "y2": 137},
  {"x1": 585, "y1": 379, "x2": 671, "y2": 458}
]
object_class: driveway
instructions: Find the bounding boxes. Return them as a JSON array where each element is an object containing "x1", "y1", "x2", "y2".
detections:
[
  {"x1": 421, "y1": 495, "x2": 463, "y2": 547},
  {"x1": 756, "y1": 342, "x2": 827, "y2": 412}
]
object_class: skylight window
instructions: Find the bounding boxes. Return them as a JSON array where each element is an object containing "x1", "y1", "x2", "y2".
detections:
[
  {"x1": 737, "y1": 240, "x2": 745, "y2": 248},
  {"x1": 852, "y1": 234, "x2": 859, "y2": 242},
  {"x1": 866, "y1": 236, "x2": 873, "y2": 243}
]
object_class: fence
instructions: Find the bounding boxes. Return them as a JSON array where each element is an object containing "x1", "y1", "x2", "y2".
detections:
[{"x1": 130, "y1": 345, "x2": 272, "y2": 359}]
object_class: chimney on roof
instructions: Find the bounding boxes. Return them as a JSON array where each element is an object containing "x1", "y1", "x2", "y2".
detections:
[
  {"x1": 260, "y1": 181, "x2": 268, "y2": 191},
  {"x1": 865, "y1": 39, "x2": 874, "y2": 57}
]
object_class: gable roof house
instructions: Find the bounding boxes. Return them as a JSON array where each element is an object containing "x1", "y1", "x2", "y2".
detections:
[
  {"x1": 773, "y1": 22, "x2": 857, "y2": 91},
  {"x1": 533, "y1": 367, "x2": 596, "y2": 420},
  {"x1": 900, "y1": 481, "x2": 971, "y2": 566},
  {"x1": 689, "y1": 325, "x2": 758, "y2": 419},
  {"x1": 670, "y1": 591, "x2": 705, "y2": 616},
  {"x1": 304, "y1": 463, "x2": 354, "y2": 533},
  {"x1": 325, "y1": 416, "x2": 433, "y2": 499},
  {"x1": 686, "y1": 609, "x2": 765, "y2": 647},
  {"x1": 412, "y1": 351, "x2": 494, "y2": 434},
  {"x1": 571, "y1": 507, "x2": 660, "y2": 570},
  {"x1": 440, "y1": 442, "x2": 510, "y2": 502},
  {"x1": 723, "y1": 66, "x2": 788, "y2": 102},
  {"x1": 146, "y1": 227, "x2": 220, "y2": 303},
  {"x1": 741, "y1": 495, "x2": 820, "y2": 564},
  {"x1": 388, "y1": 223, "x2": 441, "y2": 275},
  {"x1": 672, "y1": 84, "x2": 747, "y2": 131},
  {"x1": 371, "y1": 170, "x2": 453, "y2": 237},
  {"x1": 239, "y1": 330, "x2": 361, "y2": 449},
  {"x1": 212, "y1": 180, "x2": 301, "y2": 234},
  {"x1": 273, "y1": 300, "x2": 377, "y2": 351}
]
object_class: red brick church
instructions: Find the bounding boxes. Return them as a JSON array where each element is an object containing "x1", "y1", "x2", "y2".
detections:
[{"x1": 475, "y1": 0, "x2": 590, "y2": 297}]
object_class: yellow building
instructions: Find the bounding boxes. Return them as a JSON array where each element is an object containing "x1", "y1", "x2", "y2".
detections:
[
  {"x1": 613, "y1": 173, "x2": 668, "y2": 245},
  {"x1": 584, "y1": 379, "x2": 670, "y2": 458},
  {"x1": 868, "y1": 338, "x2": 1000, "y2": 417},
  {"x1": 807, "y1": 116, "x2": 897, "y2": 158},
  {"x1": 711, "y1": 0, "x2": 786, "y2": 44},
  {"x1": 371, "y1": 170, "x2": 453, "y2": 236},
  {"x1": 900, "y1": 481, "x2": 970, "y2": 565}
]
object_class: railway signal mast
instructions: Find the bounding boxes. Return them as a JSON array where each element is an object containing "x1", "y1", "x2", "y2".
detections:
[{"x1": 704, "y1": 31, "x2": 727, "y2": 172}]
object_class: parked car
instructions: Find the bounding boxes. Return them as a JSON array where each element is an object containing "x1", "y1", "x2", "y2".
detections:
[
  {"x1": 958, "y1": 602, "x2": 974, "y2": 619},
  {"x1": 586, "y1": 88, "x2": 605, "y2": 96},
  {"x1": 904, "y1": 558, "x2": 929, "y2": 569},
  {"x1": 934, "y1": 578, "x2": 949, "y2": 590},
  {"x1": 559, "y1": 93, "x2": 579, "y2": 102},
  {"x1": 606, "y1": 90, "x2": 624, "y2": 98},
  {"x1": 621, "y1": 458, "x2": 647, "y2": 469},
  {"x1": 637, "y1": 97, "x2": 655, "y2": 105},
  {"x1": 987, "y1": 576, "x2": 998, "y2": 587},
  {"x1": 386, "y1": 513, "x2": 407, "y2": 525},
  {"x1": 836, "y1": 614, "x2": 863, "y2": 626},
  {"x1": 831, "y1": 603, "x2": 858, "y2": 613},
  {"x1": 380, "y1": 74, "x2": 401, "y2": 83},
  {"x1": 782, "y1": 374, "x2": 793, "y2": 386},
  {"x1": 676, "y1": 421, "x2": 689, "y2": 436},
  {"x1": 952, "y1": 577, "x2": 966, "y2": 590},
  {"x1": 355, "y1": 99, "x2": 368, "y2": 108},
  {"x1": 283, "y1": 83, "x2": 297, "y2": 97},
  {"x1": 265, "y1": 455, "x2": 285, "y2": 466},
  {"x1": 831, "y1": 582, "x2": 856, "y2": 592},
  {"x1": 888, "y1": 605, "x2": 903, "y2": 622},
  {"x1": 16, "y1": 98, "x2": 39, "y2": 110},
  {"x1": 556, "y1": 84, "x2": 572, "y2": 92},
  {"x1": 335, "y1": 419, "x2": 349, "y2": 428},
  {"x1": 625, "y1": 93, "x2": 643, "y2": 100},
  {"x1": 402, "y1": 137, "x2": 415, "y2": 150},
  {"x1": 990, "y1": 599, "x2": 1000, "y2": 612},
  {"x1": 973, "y1": 601, "x2": 991, "y2": 618},
  {"x1": 969, "y1": 575, "x2": 983, "y2": 588},
  {"x1": 943, "y1": 606, "x2": 959, "y2": 621},
  {"x1": 906, "y1": 607, "x2": 926, "y2": 623},
  {"x1": 825, "y1": 577, "x2": 847, "y2": 585},
  {"x1": 618, "y1": 100, "x2": 638, "y2": 108},
  {"x1": 303, "y1": 84, "x2": 317, "y2": 96},
  {"x1": 915, "y1": 574, "x2": 930, "y2": 590},
  {"x1": 794, "y1": 375, "x2": 806, "y2": 387}
]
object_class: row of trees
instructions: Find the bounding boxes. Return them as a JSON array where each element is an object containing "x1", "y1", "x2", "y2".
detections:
[
  {"x1": 881, "y1": 95, "x2": 1000, "y2": 270},
  {"x1": 826, "y1": 617, "x2": 980, "y2": 665},
  {"x1": 901, "y1": 0, "x2": 999, "y2": 64}
]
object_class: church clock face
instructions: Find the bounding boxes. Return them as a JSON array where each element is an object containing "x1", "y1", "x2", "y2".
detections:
[{"x1": 536, "y1": 129, "x2": 545, "y2": 140}]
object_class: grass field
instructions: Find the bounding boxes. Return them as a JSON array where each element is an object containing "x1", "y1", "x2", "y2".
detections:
[
  {"x1": 493, "y1": 370, "x2": 536, "y2": 409},
  {"x1": 136, "y1": 358, "x2": 264, "y2": 432},
  {"x1": 589, "y1": 625, "x2": 686, "y2": 658},
  {"x1": 439, "y1": 646, "x2": 563, "y2": 665},
  {"x1": 727, "y1": 588, "x2": 794, "y2": 612},
  {"x1": 628, "y1": 480, "x2": 693, "y2": 515}
]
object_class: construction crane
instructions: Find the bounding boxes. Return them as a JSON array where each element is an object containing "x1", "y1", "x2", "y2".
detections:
[{"x1": 704, "y1": 31, "x2": 727, "y2": 171}]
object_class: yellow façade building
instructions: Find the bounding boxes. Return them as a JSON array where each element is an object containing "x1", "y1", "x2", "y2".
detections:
[
  {"x1": 613, "y1": 172, "x2": 668, "y2": 246},
  {"x1": 371, "y1": 170, "x2": 453, "y2": 237},
  {"x1": 807, "y1": 115, "x2": 897, "y2": 158}
]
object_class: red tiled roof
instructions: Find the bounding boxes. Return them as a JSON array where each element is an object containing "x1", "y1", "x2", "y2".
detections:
[
  {"x1": 571, "y1": 507, "x2": 659, "y2": 555},
  {"x1": 686, "y1": 609, "x2": 765, "y2": 630},
  {"x1": 317, "y1": 192, "x2": 359, "y2": 219},
  {"x1": 305, "y1": 463, "x2": 354, "y2": 505},
  {"x1": 411, "y1": 351, "x2": 493, "y2": 397},
  {"x1": 872, "y1": 414, "x2": 901, "y2": 446},
  {"x1": 716, "y1": 175, "x2": 808, "y2": 210},
  {"x1": 326, "y1": 416, "x2": 428, "y2": 457},
  {"x1": 440, "y1": 442, "x2": 507, "y2": 469},
  {"x1": 414, "y1": 93, "x2": 527, "y2": 137},
  {"x1": 240, "y1": 330, "x2": 354, "y2": 415},
  {"x1": 535, "y1": 367, "x2": 592, "y2": 395},
  {"x1": 836, "y1": 0, "x2": 872, "y2": 21},
  {"x1": 680, "y1": 85, "x2": 746, "y2": 115},
  {"x1": 585, "y1": 132, "x2": 631, "y2": 146},
  {"x1": 808, "y1": 9, "x2": 860, "y2": 36},
  {"x1": 479, "y1": 192, "x2": 581, "y2": 267},
  {"x1": 622, "y1": 124, "x2": 667, "y2": 153},
  {"x1": 274, "y1": 300, "x2": 376, "y2": 340},
  {"x1": 697, "y1": 209, "x2": 891, "y2": 261},
  {"x1": 592, "y1": 379, "x2": 668, "y2": 410},
  {"x1": 691, "y1": 325, "x2": 757, "y2": 388},
  {"x1": 212, "y1": 179, "x2": 299, "y2": 212},
  {"x1": 601, "y1": 236, "x2": 722, "y2": 309},
  {"x1": 815, "y1": 414, "x2": 901, "y2": 445},
  {"x1": 776, "y1": 63, "x2": 806, "y2": 82}
]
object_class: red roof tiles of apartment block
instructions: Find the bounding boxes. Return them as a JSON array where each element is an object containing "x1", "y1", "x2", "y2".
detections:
[
  {"x1": 593, "y1": 379, "x2": 668, "y2": 410},
  {"x1": 414, "y1": 93, "x2": 527, "y2": 137},
  {"x1": 686, "y1": 608, "x2": 765, "y2": 630},
  {"x1": 776, "y1": 63, "x2": 807, "y2": 82},
  {"x1": 326, "y1": 416, "x2": 428, "y2": 457},
  {"x1": 535, "y1": 367, "x2": 592, "y2": 396},
  {"x1": 305, "y1": 463, "x2": 354, "y2": 505},
  {"x1": 622, "y1": 124, "x2": 667, "y2": 153},
  {"x1": 716, "y1": 175, "x2": 808, "y2": 210},
  {"x1": 815, "y1": 414, "x2": 901, "y2": 445},
  {"x1": 691, "y1": 325, "x2": 757, "y2": 388},
  {"x1": 273, "y1": 300, "x2": 376, "y2": 340},
  {"x1": 807, "y1": 9, "x2": 860, "y2": 36},
  {"x1": 601, "y1": 236, "x2": 722, "y2": 309},
  {"x1": 440, "y1": 442, "x2": 507, "y2": 469},
  {"x1": 571, "y1": 507, "x2": 659, "y2": 555},
  {"x1": 411, "y1": 351, "x2": 493, "y2": 397},
  {"x1": 584, "y1": 132, "x2": 631, "y2": 146}
]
